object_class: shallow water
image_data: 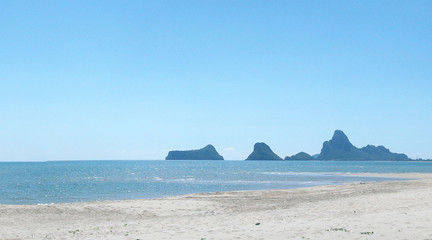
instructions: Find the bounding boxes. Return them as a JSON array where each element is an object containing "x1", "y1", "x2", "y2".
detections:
[{"x1": 0, "y1": 160, "x2": 431, "y2": 205}]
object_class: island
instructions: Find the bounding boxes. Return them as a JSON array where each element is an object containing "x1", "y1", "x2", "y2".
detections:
[
  {"x1": 285, "y1": 152, "x2": 315, "y2": 160},
  {"x1": 165, "y1": 130, "x2": 417, "y2": 161},
  {"x1": 245, "y1": 142, "x2": 283, "y2": 160},
  {"x1": 318, "y1": 130, "x2": 409, "y2": 161},
  {"x1": 165, "y1": 144, "x2": 224, "y2": 160}
]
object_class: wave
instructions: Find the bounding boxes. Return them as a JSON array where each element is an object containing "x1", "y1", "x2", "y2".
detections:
[{"x1": 259, "y1": 171, "x2": 349, "y2": 176}]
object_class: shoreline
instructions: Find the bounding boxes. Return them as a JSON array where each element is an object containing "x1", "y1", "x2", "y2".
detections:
[
  {"x1": 345, "y1": 172, "x2": 432, "y2": 179},
  {"x1": 0, "y1": 172, "x2": 416, "y2": 207},
  {"x1": 1, "y1": 173, "x2": 432, "y2": 239},
  {"x1": 0, "y1": 172, "x2": 422, "y2": 207}
]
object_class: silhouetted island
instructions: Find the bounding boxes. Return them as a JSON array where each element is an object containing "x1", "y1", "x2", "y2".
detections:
[
  {"x1": 165, "y1": 130, "x2": 418, "y2": 161},
  {"x1": 165, "y1": 144, "x2": 224, "y2": 160},
  {"x1": 318, "y1": 130, "x2": 409, "y2": 161},
  {"x1": 245, "y1": 142, "x2": 283, "y2": 161},
  {"x1": 285, "y1": 152, "x2": 315, "y2": 160}
]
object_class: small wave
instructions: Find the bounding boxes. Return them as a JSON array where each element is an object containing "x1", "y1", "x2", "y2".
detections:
[
  {"x1": 80, "y1": 176, "x2": 104, "y2": 180},
  {"x1": 168, "y1": 178, "x2": 196, "y2": 182},
  {"x1": 161, "y1": 179, "x2": 304, "y2": 185},
  {"x1": 299, "y1": 181, "x2": 314, "y2": 184},
  {"x1": 260, "y1": 171, "x2": 347, "y2": 176}
]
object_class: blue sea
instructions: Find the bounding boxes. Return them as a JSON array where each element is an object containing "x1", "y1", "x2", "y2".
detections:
[{"x1": 1, "y1": 160, "x2": 432, "y2": 205}]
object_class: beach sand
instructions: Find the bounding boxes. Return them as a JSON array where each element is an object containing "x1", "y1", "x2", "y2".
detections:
[{"x1": 1, "y1": 173, "x2": 431, "y2": 240}]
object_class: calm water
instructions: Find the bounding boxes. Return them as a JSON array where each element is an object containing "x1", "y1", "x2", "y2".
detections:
[{"x1": 0, "y1": 160, "x2": 431, "y2": 205}]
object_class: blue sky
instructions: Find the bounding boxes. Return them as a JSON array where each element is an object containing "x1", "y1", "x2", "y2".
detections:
[{"x1": 1, "y1": 1, "x2": 431, "y2": 161}]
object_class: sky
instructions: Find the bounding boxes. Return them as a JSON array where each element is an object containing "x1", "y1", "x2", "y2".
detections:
[{"x1": 0, "y1": 1, "x2": 431, "y2": 161}]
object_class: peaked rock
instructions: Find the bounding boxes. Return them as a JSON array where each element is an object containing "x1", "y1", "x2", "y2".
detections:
[
  {"x1": 330, "y1": 130, "x2": 355, "y2": 150},
  {"x1": 165, "y1": 144, "x2": 224, "y2": 160},
  {"x1": 318, "y1": 130, "x2": 411, "y2": 161},
  {"x1": 245, "y1": 142, "x2": 283, "y2": 161},
  {"x1": 319, "y1": 130, "x2": 369, "y2": 160}
]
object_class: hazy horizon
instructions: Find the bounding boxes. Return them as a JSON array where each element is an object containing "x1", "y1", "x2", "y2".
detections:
[{"x1": 1, "y1": 1, "x2": 431, "y2": 161}]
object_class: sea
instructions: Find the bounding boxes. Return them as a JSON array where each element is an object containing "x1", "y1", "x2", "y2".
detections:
[{"x1": 1, "y1": 160, "x2": 432, "y2": 205}]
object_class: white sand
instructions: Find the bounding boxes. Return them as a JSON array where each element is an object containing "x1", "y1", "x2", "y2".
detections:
[{"x1": 1, "y1": 173, "x2": 432, "y2": 240}]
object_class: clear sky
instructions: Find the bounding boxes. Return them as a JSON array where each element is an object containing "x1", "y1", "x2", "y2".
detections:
[{"x1": 0, "y1": 1, "x2": 431, "y2": 161}]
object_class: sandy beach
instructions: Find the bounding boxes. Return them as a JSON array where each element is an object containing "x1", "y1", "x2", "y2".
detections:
[{"x1": 1, "y1": 173, "x2": 431, "y2": 240}]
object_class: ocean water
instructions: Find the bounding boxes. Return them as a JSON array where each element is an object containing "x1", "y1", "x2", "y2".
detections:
[{"x1": 0, "y1": 160, "x2": 431, "y2": 205}]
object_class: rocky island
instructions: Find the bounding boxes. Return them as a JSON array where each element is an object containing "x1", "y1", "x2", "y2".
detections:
[
  {"x1": 318, "y1": 130, "x2": 409, "y2": 161},
  {"x1": 165, "y1": 130, "x2": 415, "y2": 161},
  {"x1": 245, "y1": 142, "x2": 283, "y2": 160},
  {"x1": 285, "y1": 152, "x2": 315, "y2": 160},
  {"x1": 165, "y1": 144, "x2": 224, "y2": 160}
]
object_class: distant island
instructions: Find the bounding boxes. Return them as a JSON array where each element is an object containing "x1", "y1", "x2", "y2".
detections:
[
  {"x1": 245, "y1": 142, "x2": 283, "y2": 161},
  {"x1": 318, "y1": 130, "x2": 409, "y2": 161},
  {"x1": 165, "y1": 144, "x2": 224, "y2": 160},
  {"x1": 285, "y1": 152, "x2": 315, "y2": 160},
  {"x1": 165, "y1": 130, "x2": 424, "y2": 161}
]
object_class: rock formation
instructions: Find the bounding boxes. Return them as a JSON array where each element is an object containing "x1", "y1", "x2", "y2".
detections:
[
  {"x1": 245, "y1": 142, "x2": 283, "y2": 161},
  {"x1": 285, "y1": 152, "x2": 314, "y2": 160},
  {"x1": 165, "y1": 144, "x2": 224, "y2": 160},
  {"x1": 318, "y1": 130, "x2": 410, "y2": 161}
]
